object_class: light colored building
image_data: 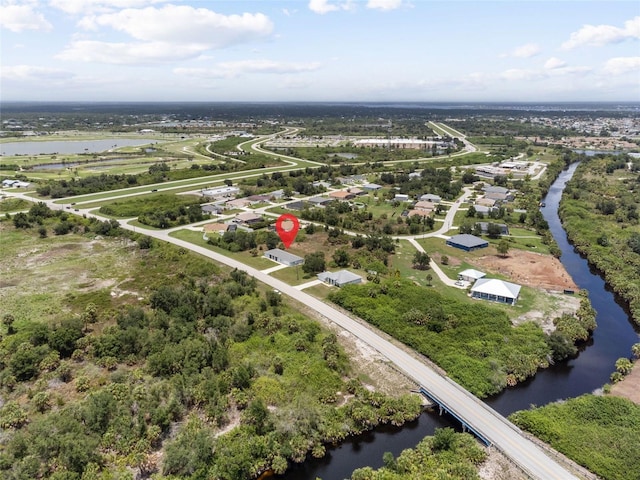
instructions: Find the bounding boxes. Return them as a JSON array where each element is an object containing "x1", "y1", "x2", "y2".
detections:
[
  {"x1": 470, "y1": 278, "x2": 521, "y2": 305},
  {"x1": 318, "y1": 270, "x2": 362, "y2": 287},
  {"x1": 458, "y1": 269, "x2": 486, "y2": 283},
  {"x1": 201, "y1": 186, "x2": 240, "y2": 198},
  {"x1": 264, "y1": 248, "x2": 304, "y2": 266}
]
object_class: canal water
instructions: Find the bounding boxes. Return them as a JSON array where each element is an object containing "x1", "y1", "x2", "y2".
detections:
[{"x1": 280, "y1": 162, "x2": 639, "y2": 479}]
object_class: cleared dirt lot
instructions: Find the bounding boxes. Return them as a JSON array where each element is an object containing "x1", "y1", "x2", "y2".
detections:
[{"x1": 475, "y1": 249, "x2": 578, "y2": 292}]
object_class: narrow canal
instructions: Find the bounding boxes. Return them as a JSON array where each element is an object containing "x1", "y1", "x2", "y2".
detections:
[{"x1": 280, "y1": 162, "x2": 639, "y2": 479}]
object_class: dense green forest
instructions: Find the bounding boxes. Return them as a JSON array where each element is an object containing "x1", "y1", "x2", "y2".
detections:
[
  {"x1": 509, "y1": 395, "x2": 640, "y2": 480},
  {"x1": 349, "y1": 428, "x2": 487, "y2": 480},
  {"x1": 0, "y1": 218, "x2": 424, "y2": 480},
  {"x1": 559, "y1": 155, "x2": 640, "y2": 325},
  {"x1": 328, "y1": 279, "x2": 595, "y2": 397}
]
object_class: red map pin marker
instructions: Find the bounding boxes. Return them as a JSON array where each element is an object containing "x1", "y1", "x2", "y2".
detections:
[{"x1": 275, "y1": 213, "x2": 300, "y2": 249}]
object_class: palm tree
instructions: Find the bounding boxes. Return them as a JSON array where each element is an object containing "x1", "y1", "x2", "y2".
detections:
[
  {"x1": 615, "y1": 357, "x2": 633, "y2": 376},
  {"x1": 632, "y1": 343, "x2": 640, "y2": 359}
]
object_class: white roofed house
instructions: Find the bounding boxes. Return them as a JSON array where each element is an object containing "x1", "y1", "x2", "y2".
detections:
[
  {"x1": 458, "y1": 269, "x2": 486, "y2": 283},
  {"x1": 470, "y1": 278, "x2": 521, "y2": 305},
  {"x1": 318, "y1": 270, "x2": 362, "y2": 287}
]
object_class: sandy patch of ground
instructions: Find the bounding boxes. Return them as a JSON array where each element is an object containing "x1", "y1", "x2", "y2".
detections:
[
  {"x1": 478, "y1": 448, "x2": 526, "y2": 480},
  {"x1": 610, "y1": 362, "x2": 640, "y2": 405},
  {"x1": 475, "y1": 250, "x2": 577, "y2": 292}
]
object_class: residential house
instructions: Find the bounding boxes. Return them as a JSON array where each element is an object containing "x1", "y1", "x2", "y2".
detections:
[
  {"x1": 470, "y1": 278, "x2": 521, "y2": 305},
  {"x1": 329, "y1": 190, "x2": 357, "y2": 201},
  {"x1": 458, "y1": 269, "x2": 486, "y2": 283},
  {"x1": 363, "y1": 183, "x2": 383, "y2": 191},
  {"x1": 394, "y1": 193, "x2": 410, "y2": 202},
  {"x1": 307, "y1": 196, "x2": 334, "y2": 207},
  {"x1": 233, "y1": 212, "x2": 263, "y2": 225},
  {"x1": 201, "y1": 204, "x2": 224, "y2": 215},
  {"x1": 419, "y1": 193, "x2": 442, "y2": 203},
  {"x1": 318, "y1": 270, "x2": 363, "y2": 287},
  {"x1": 476, "y1": 222, "x2": 509, "y2": 235},
  {"x1": 263, "y1": 248, "x2": 304, "y2": 266},
  {"x1": 446, "y1": 234, "x2": 489, "y2": 251}
]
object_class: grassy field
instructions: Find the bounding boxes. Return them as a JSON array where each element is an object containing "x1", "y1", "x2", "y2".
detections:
[{"x1": 169, "y1": 228, "x2": 276, "y2": 269}]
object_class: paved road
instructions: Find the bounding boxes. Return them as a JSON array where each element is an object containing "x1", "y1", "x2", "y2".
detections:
[{"x1": 3, "y1": 127, "x2": 578, "y2": 479}]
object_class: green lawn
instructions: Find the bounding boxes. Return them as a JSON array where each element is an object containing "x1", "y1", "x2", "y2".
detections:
[{"x1": 169, "y1": 229, "x2": 275, "y2": 269}]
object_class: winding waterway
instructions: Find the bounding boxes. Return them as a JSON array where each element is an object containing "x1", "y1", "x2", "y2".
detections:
[{"x1": 281, "y1": 162, "x2": 639, "y2": 479}]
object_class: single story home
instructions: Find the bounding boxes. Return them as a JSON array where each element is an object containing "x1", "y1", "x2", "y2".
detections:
[
  {"x1": 312, "y1": 180, "x2": 332, "y2": 189},
  {"x1": 414, "y1": 200, "x2": 436, "y2": 211},
  {"x1": 419, "y1": 193, "x2": 441, "y2": 203},
  {"x1": 470, "y1": 278, "x2": 521, "y2": 305},
  {"x1": 476, "y1": 222, "x2": 510, "y2": 235},
  {"x1": 446, "y1": 234, "x2": 489, "y2": 252},
  {"x1": 201, "y1": 204, "x2": 224, "y2": 215},
  {"x1": 245, "y1": 194, "x2": 271, "y2": 203},
  {"x1": 329, "y1": 190, "x2": 357, "y2": 201},
  {"x1": 307, "y1": 196, "x2": 334, "y2": 207},
  {"x1": 318, "y1": 270, "x2": 363, "y2": 287},
  {"x1": 225, "y1": 198, "x2": 253, "y2": 209},
  {"x1": 286, "y1": 200, "x2": 305, "y2": 211},
  {"x1": 202, "y1": 223, "x2": 235, "y2": 239},
  {"x1": 458, "y1": 268, "x2": 486, "y2": 283},
  {"x1": 408, "y1": 209, "x2": 432, "y2": 218},
  {"x1": 233, "y1": 212, "x2": 263, "y2": 225},
  {"x1": 484, "y1": 191, "x2": 514, "y2": 202},
  {"x1": 394, "y1": 193, "x2": 410, "y2": 202},
  {"x1": 264, "y1": 248, "x2": 304, "y2": 266},
  {"x1": 363, "y1": 183, "x2": 383, "y2": 191},
  {"x1": 483, "y1": 185, "x2": 509, "y2": 195},
  {"x1": 475, "y1": 197, "x2": 496, "y2": 207}
]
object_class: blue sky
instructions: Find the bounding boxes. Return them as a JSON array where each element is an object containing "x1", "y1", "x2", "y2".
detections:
[{"x1": 1, "y1": 0, "x2": 639, "y2": 102}]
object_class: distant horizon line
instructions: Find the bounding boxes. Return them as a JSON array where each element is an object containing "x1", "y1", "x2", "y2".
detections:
[{"x1": 2, "y1": 100, "x2": 639, "y2": 105}]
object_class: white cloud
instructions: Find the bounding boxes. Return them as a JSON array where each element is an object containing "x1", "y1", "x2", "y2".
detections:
[
  {"x1": 49, "y1": 0, "x2": 168, "y2": 15},
  {"x1": 56, "y1": 40, "x2": 206, "y2": 64},
  {"x1": 562, "y1": 16, "x2": 640, "y2": 49},
  {"x1": 0, "y1": 65, "x2": 72, "y2": 81},
  {"x1": 603, "y1": 57, "x2": 640, "y2": 76},
  {"x1": 0, "y1": 2, "x2": 52, "y2": 32},
  {"x1": 367, "y1": 0, "x2": 404, "y2": 11},
  {"x1": 174, "y1": 60, "x2": 321, "y2": 79},
  {"x1": 544, "y1": 57, "x2": 567, "y2": 70},
  {"x1": 501, "y1": 43, "x2": 540, "y2": 58},
  {"x1": 78, "y1": 5, "x2": 273, "y2": 47},
  {"x1": 308, "y1": 0, "x2": 354, "y2": 14}
]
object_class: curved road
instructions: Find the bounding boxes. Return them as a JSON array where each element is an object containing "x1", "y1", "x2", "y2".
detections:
[{"x1": 3, "y1": 126, "x2": 578, "y2": 479}]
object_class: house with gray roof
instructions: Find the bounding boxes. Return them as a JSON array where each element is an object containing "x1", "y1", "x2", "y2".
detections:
[
  {"x1": 263, "y1": 248, "x2": 304, "y2": 266},
  {"x1": 318, "y1": 270, "x2": 362, "y2": 287},
  {"x1": 419, "y1": 193, "x2": 442, "y2": 203},
  {"x1": 470, "y1": 278, "x2": 521, "y2": 305},
  {"x1": 446, "y1": 234, "x2": 489, "y2": 251}
]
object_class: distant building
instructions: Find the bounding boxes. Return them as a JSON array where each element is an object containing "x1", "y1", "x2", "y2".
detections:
[
  {"x1": 318, "y1": 270, "x2": 363, "y2": 287},
  {"x1": 264, "y1": 248, "x2": 304, "y2": 266},
  {"x1": 394, "y1": 193, "x2": 410, "y2": 202},
  {"x1": 458, "y1": 269, "x2": 486, "y2": 283},
  {"x1": 329, "y1": 190, "x2": 357, "y2": 201},
  {"x1": 201, "y1": 204, "x2": 224, "y2": 215},
  {"x1": 446, "y1": 234, "x2": 489, "y2": 251},
  {"x1": 233, "y1": 212, "x2": 263, "y2": 225},
  {"x1": 476, "y1": 222, "x2": 509, "y2": 236},
  {"x1": 202, "y1": 223, "x2": 235, "y2": 239},
  {"x1": 307, "y1": 196, "x2": 334, "y2": 207},
  {"x1": 2, "y1": 179, "x2": 30, "y2": 188},
  {"x1": 470, "y1": 278, "x2": 521, "y2": 305},
  {"x1": 419, "y1": 193, "x2": 442, "y2": 203},
  {"x1": 201, "y1": 186, "x2": 240, "y2": 198},
  {"x1": 363, "y1": 183, "x2": 382, "y2": 191}
]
